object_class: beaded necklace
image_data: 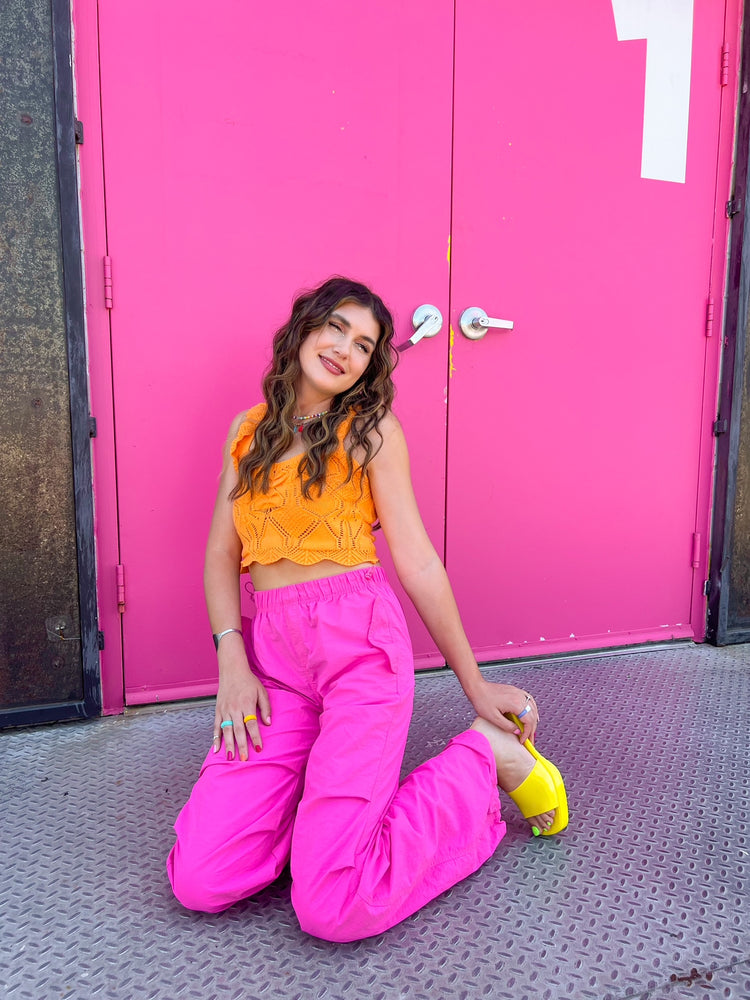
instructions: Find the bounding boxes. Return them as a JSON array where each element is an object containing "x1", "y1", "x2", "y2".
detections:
[{"x1": 291, "y1": 410, "x2": 329, "y2": 434}]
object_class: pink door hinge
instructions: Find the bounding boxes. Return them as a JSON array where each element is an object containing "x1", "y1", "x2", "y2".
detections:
[
  {"x1": 116, "y1": 563, "x2": 125, "y2": 613},
  {"x1": 692, "y1": 533, "x2": 701, "y2": 569},
  {"x1": 104, "y1": 256, "x2": 113, "y2": 309}
]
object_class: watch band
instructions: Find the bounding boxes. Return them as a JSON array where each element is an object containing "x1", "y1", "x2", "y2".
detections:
[{"x1": 213, "y1": 627, "x2": 243, "y2": 650}]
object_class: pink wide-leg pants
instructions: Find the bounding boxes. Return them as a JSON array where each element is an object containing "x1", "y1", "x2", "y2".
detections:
[{"x1": 167, "y1": 567, "x2": 506, "y2": 942}]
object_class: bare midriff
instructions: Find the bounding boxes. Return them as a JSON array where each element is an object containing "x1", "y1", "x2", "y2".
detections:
[{"x1": 249, "y1": 558, "x2": 378, "y2": 592}]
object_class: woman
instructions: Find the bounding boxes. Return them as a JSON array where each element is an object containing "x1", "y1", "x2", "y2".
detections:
[{"x1": 167, "y1": 276, "x2": 567, "y2": 942}]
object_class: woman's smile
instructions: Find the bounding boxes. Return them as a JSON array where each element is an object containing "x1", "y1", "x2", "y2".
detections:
[{"x1": 319, "y1": 354, "x2": 345, "y2": 375}]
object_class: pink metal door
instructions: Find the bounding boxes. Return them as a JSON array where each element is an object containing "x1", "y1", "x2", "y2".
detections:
[
  {"x1": 98, "y1": 2, "x2": 454, "y2": 702},
  {"x1": 95, "y1": 0, "x2": 737, "y2": 705},
  {"x1": 447, "y1": 0, "x2": 734, "y2": 659}
]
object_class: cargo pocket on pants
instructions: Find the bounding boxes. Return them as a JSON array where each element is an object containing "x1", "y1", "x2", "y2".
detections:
[{"x1": 366, "y1": 593, "x2": 415, "y2": 698}]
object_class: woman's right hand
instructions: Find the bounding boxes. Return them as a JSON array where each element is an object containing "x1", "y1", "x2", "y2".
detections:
[{"x1": 213, "y1": 645, "x2": 271, "y2": 761}]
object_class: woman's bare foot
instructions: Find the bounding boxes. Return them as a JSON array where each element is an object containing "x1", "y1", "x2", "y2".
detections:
[{"x1": 471, "y1": 717, "x2": 556, "y2": 833}]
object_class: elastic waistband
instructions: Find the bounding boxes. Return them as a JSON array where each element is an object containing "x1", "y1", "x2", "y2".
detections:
[{"x1": 253, "y1": 565, "x2": 389, "y2": 611}]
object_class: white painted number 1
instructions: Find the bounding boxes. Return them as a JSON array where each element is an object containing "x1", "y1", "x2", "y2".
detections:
[{"x1": 611, "y1": 0, "x2": 694, "y2": 184}]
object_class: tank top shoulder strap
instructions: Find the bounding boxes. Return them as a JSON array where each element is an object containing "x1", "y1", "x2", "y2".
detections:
[{"x1": 230, "y1": 403, "x2": 266, "y2": 470}]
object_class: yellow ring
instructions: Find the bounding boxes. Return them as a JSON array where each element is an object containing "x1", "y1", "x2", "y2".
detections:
[{"x1": 243, "y1": 714, "x2": 257, "y2": 724}]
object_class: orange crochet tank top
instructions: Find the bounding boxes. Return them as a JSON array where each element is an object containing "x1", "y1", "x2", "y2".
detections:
[{"x1": 230, "y1": 404, "x2": 379, "y2": 570}]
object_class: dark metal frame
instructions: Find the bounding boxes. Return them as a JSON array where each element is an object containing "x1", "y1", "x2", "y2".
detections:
[
  {"x1": 707, "y1": 7, "x2": 750, "y2": 644},
  {"x1": 2, "y1": 0, "x2": 101, "y2": 726}
]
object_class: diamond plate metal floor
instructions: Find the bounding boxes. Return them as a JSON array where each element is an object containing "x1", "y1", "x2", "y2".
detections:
[{"x1": 1, "y1": 643, "x2": 748, "y2": 1000}]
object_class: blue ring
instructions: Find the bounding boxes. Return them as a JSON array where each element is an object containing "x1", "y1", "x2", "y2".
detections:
[
  {"x1": 220, "y1": 720, "x2": 234, "y2": 729},
  {"x1": 517, "y1": 705, "x2": 531, "y2": 719}
]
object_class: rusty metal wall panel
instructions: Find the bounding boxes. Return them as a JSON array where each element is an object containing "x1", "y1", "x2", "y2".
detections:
[
  {"x1": 707, "y1": 4, "x2": 750, "y2": 645},
  {"x1": 0, "y1": 0, "x2": 84, "y2": 710},
  {"x1": 727, "y1": 310, "x2": 750, "y2": 629}
]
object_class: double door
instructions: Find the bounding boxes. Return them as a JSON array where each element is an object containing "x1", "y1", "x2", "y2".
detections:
[{"x1": 97, "y1": 0, "x2": 734, "y2": 702}]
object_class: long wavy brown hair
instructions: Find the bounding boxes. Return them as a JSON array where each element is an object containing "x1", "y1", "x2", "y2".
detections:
[{"x1": 231, "y1": 277, "x2": 398, "y2": 500}]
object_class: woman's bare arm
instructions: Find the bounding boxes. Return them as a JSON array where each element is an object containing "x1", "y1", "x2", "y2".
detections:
[
  {"x1": 368, "y1": 413, "x2": 538, "y2": 740},
  {"x1": 204, "y1": 412, "x2": 271, "y2": 760}
]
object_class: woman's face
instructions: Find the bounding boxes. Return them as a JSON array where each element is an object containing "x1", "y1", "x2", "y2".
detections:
[{"x1": 296, "y1": 301, "x2": 380, "y2": 402}]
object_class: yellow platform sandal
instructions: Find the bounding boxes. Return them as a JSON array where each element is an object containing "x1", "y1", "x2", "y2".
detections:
[{"x1": 504, "y1": 713, "x2": 569, "y2": 836}]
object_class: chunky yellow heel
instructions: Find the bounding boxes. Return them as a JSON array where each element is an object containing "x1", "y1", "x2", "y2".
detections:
[{"x1": 505, "y1": 713, "x2": 569, "y2": 835}]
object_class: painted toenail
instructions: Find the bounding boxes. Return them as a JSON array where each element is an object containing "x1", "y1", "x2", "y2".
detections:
[{"x1": 532, "y1": 826, "x2": 541, "y2": 836}]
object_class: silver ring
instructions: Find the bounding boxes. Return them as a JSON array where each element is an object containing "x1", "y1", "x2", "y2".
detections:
[
  {"x1": 517, "y1": 704, "x2": 531, "y2": 719},
  {"x1": 220, "y1": 720, "x2": 233, "y2": 729}
]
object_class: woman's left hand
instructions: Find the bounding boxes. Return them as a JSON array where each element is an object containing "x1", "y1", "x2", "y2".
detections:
[{"x1": 465, "y1": 678, "x2": 539, "y2": 744}]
